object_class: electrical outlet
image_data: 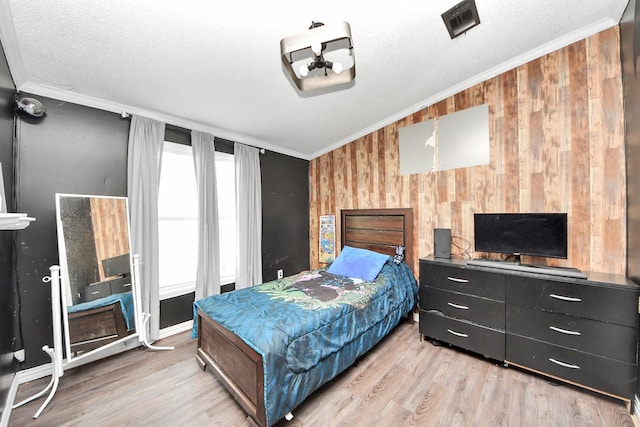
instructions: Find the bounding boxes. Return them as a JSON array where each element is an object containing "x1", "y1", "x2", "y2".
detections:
[
  {"x1": 277, "y1": 269, "x2": 283, "y2": 279},
  {"x1": 14, "y1": 349, "x2": 25, "y2": 362}
]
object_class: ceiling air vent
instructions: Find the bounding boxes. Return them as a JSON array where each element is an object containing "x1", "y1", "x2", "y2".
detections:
[{"x1": 441, "y1": 0, "x2": 480, "y2": 39}]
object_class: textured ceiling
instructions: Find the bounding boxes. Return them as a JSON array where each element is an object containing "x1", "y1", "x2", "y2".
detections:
[{"x1": 0, "y1": 0, "x2": 629, "y2": 159}]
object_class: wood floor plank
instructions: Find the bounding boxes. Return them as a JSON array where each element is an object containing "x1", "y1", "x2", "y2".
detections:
[{"x1": 8, "y1": 322, "x2": 636, "y2": 427}]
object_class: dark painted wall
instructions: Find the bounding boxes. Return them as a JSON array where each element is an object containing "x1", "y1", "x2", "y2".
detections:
[
  {"x1": 13, "y1": 99, "x2": 310, "y2": 367},
  {"x1": 622, "y1": 0, "x2": 640, "y2": 281},
  {"x1": 0, "y1": 40, "x2": 15, "y2": 418},
  {"x1": 261, "y1": 150, "x2": 310, "y2": 281},
  {"x1": 620, "y1": 0, "x2": 640, "y2": 401},
  {"x1": 14, "y1": 96, "x2": 129, "y2": 368},
  {"x1": 160, "y1": 292, "x2": 195, "y2": 329}
]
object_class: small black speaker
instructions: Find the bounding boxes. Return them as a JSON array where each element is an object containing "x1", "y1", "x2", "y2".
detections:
[{"x1": 434, "y1": 228, "x2": 451, "y2": 259}]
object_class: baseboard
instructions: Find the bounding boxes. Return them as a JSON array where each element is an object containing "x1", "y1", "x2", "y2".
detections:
[
  {"x1": 15, "y1": 363, "x2": 53, "y2": 385},
  {"x1": 158, "y1": 320, "x2": 192, "y2": 340},
  {"x1": 10, "y1": 324, "x2": 190, "y2": 381},
  {"x1": 0, "y1": 374, "x2": 19, "y2": 427}
]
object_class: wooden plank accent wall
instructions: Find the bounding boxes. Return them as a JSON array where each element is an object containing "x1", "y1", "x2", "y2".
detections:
[
  {"x1": 309, "y1": 27, "x2": 625, "y2": 276},
  {"x1": 90, "y1": 197, "x2": 130, "y2": 280}
]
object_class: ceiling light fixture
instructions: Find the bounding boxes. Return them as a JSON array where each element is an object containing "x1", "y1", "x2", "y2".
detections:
[{"x1": 280, "y1": 21, "x2": 355, "y2": 92}]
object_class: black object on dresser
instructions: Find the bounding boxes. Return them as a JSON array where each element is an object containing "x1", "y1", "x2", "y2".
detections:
[{"x1": 419, "y1": 256, "x2": 640, "y2": 405}]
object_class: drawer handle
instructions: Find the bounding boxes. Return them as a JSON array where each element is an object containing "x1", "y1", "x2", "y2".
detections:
[
  {"x1": 447, "y1": 329, "x2": 468, "y2": 338},
  {"x1": 548, "y1": 358, "x2": 580, "y2": 370},
  {"x1": 549, "y1": 294, "x2": 582, "y2": 302},
  {"x1": 447, "y1": 276, "x2": 469, "y2": 283},
  {"x1": 549, "y1": 326, "x2": 581, "y2": 336},
  {"x1": 91, "y1": 291, "x2": 100, "y2": 295},
  {"x1": 447, "y1": 302, "x2": 469, "y2": 310}
]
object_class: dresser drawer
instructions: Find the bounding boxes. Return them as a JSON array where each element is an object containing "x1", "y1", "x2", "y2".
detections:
[
  {"x1": 109, "y1": 278, "x2": 132, "y2": 294},
  {"x1": 507, "y1": 305, "x2": 637, "y2": 364},
  {"x1": 420, "y1": 262, "x2": 505, "y2": 301},
  {"x1": 420, "y1": 311, "x2": 505, "y2": 360},
  {"x1": 506, "y1": 276, "x2": 639, "y2": 327},
  {"x1": 83, "y1": 282, "x2": 111, "y2": 302},
  {"x1": 420, "y1": 286, "x2": 505, "y2": 330},
  {"x1": 506, "y1": 334, "x2": 636, "y2": 400}
]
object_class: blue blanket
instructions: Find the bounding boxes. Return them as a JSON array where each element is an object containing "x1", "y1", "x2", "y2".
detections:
[{"x1": 194, "y1": 258, "x2": 417, "y2": 426}]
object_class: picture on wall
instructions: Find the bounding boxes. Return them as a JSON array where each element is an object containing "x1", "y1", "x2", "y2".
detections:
[{"x1": 319, "y1": 214, "x2": 336, "y2": 263}]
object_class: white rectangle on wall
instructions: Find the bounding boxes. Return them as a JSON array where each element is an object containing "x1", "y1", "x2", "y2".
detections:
[
  {"x1": 399, "y1": 119, "x2": 435, "y2": 175},
  {"x1": 398, "y1": 104, "x2": 490, "y2": 175},
  {"x1": 438, "y1": 104, "x2": 490, "y2": 171}
]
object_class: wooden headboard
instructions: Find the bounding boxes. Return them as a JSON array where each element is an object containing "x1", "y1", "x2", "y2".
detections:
[{"x1": 340, "y1": 208, "x2": 414, "y2": 270}]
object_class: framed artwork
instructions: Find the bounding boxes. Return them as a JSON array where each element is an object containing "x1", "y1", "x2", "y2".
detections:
[{"x1": 319, "y1": 214, "x2": 335, "y2": 263}]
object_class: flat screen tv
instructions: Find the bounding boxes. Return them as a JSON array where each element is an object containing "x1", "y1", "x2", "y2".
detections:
[
  {"x1": 102, "y1": 253, "x2": 131, "y2": 278},
  {"x1": 474, "y1": 213, "x2": 567, "y2": 260}
]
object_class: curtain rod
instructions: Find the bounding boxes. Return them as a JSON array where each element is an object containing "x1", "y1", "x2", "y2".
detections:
[{"x1": 120, "y1": 111, "x2": 265, "y2": 154}]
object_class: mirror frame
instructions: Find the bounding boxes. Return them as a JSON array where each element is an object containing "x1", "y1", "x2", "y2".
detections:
[{"x1": 55, "y1": 193, "x2": 141, "y2": 366}]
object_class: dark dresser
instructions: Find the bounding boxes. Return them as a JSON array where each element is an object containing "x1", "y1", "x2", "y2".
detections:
[
  {"x1": 419, "y1": 258, "x2": 506, "y2": 360},
  {"x1": 418, "y1": 256, "x2": 640, "y2": 404}
]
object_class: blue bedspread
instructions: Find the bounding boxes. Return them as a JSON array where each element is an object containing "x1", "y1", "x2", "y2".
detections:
[{"x1": 194, "y1": 258, "x2": 417, "y2": 426}]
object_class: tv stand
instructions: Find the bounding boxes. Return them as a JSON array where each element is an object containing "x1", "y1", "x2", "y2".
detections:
[{"x1": 467, "y1": 258, "x2": 587, "y2": 279}]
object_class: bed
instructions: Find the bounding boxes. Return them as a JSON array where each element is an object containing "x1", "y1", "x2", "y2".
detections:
[
  {"x1": 67, "y1": 291, "x2": 135, "y2": 353},
  {"x1": 194, "y1": 208, "x2": 416, "y2": 427}
]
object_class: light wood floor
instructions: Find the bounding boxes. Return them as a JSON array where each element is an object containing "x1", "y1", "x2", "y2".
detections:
[{"x1": 9, "y1": 322, "x2": 637, "y2": 426}]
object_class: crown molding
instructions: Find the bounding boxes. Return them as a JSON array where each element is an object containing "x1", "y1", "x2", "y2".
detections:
[
  {"x1": 309, "y1": 17, "x2": 619, "y2": 160},
  {"x1": 16, "y1": 81, "x2": 311, "y2": 160},
  {"x1": 0, "y1": 1, "x2": 26, "y2": 87}
]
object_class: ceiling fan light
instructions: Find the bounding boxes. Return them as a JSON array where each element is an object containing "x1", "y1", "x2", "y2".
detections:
[
  {"x1": 280, "y1": 21, "x2": 356, "y2": 92},
  {"x1": 332, "y1": 62, "x2": 343, "y2": 74}
]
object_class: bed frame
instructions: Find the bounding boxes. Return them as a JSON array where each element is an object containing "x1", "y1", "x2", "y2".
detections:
[
  {"x1": 68, "y1": 302, "x2": 129, "y2": 354},
  {"x1": 195, "y1": 208, "x2": 414, "y2": 427},
  {"x1": 341, "y1": 208, "x2": 413, "y2": 270}
]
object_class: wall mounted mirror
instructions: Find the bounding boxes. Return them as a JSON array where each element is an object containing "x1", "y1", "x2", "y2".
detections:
[{"x1": 55, "y1": 193, "x2": 140, "y2": 366}]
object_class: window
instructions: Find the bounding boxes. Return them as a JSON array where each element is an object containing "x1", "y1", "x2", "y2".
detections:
[{"x1": 158, "y1": 141, "x2": 236, "y2": 300}]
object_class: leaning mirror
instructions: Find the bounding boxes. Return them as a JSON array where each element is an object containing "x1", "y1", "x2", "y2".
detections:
[{"x1": 55, "y1": 193, "x2": 139, "y2": 365}]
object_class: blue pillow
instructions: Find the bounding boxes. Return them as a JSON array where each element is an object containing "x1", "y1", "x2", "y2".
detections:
[{"x1": 327, "y1": 245, "x2": 389, "y2": 282}]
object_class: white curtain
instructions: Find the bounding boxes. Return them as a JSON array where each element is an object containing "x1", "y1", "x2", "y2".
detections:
[
  {"x1": 234, "y1": 143, "x2": 262, "y2": 288},
  {"x1": 127, "y1": 116, "x2": 165, "y2": 341},
  {"x1": 191, "y1": 131, "x2": 221, "y2": 299}
]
